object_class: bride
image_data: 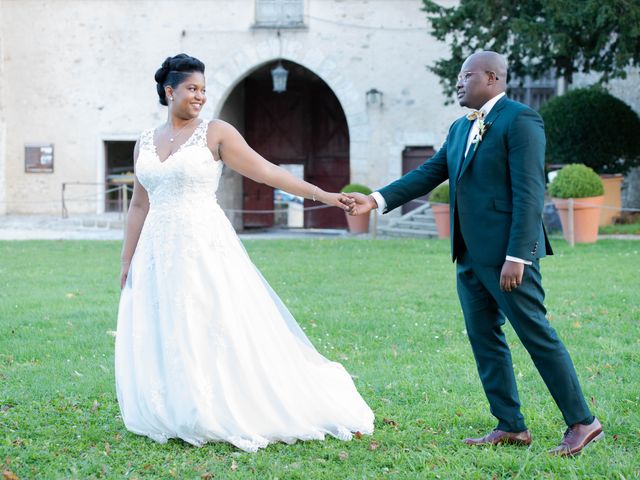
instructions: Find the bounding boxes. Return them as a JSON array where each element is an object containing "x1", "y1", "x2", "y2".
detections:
[{"x1": 115, "y1": 54, "x2": 374, "y2": 452}]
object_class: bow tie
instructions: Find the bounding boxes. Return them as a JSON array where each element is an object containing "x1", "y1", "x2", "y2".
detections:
[{"x1": 466, "y1": 110, "x2": 485, "y2": 121}]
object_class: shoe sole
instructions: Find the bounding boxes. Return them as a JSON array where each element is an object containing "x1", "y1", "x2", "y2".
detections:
[
  {"x1": 563, "y1": 430, "x2": 605, "y2": 457},
  {"x1": 463, "y1": 439, "x2": 532, "y2": 447}
]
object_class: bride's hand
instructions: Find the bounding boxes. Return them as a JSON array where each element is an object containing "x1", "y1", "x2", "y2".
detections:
[
  {"x1": 120, "y1": 261, "x2": 131, "y2": 290},
  {"x1": 319, "y1": 191, "x2": 355, "y2": 212}
]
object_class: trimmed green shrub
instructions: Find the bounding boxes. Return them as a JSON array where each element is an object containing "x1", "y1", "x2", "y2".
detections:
[
  {"x1": 429, "y1": 183, "x2": 449, "y2": 204},
  {"x1": 341, "y1": 183, "x2": 372, "y2": 195},
  {"x1": 548, "y1": 164, "x2": 604, "y2": 198},
  {"x1": 539, "y1": 86, "x2": 640, "y2": 174}
]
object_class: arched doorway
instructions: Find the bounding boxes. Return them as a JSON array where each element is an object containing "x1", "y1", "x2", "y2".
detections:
[{"x1": 219, "y1": 60, "x2": 350, "y2": 229}]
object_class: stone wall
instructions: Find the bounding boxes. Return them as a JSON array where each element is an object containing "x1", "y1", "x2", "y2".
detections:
[
  {"x1": 0, "y1": 0, "x2": 461, "y2": 217},
  {"x1": 0, "y1": 2, "x2": 5, "y2": 216}
]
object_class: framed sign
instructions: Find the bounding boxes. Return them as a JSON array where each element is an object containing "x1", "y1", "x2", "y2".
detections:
[{"x1": 25, "y1": 144, "x2": 54, "y2": 173}]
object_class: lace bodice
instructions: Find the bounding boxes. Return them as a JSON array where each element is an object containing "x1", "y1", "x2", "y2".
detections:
[{"x1": 136, "y1": 120, "x2": 222, "y2": 210}]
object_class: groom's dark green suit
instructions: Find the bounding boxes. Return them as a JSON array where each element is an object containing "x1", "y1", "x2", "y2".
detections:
[{"x1": 378, "y1": 96, "x2": 592, "y2": 431}]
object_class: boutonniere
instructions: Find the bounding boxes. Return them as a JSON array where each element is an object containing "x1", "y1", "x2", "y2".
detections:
[{"x1": 472, "y1": 119, "x2": 492, "y2": 145}]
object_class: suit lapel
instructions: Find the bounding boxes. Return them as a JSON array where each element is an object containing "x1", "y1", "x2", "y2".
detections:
[
  {"x1": 456, "y1": 96, "x2": 508, "y2": 182},
  {"x1": 454, "y1": 120, "x2": 475, "y2": 181}
]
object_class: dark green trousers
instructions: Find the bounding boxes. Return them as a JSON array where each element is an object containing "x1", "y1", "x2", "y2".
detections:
[{"x1": 456, "y1": 249, "x2": 592, "y2": 432}]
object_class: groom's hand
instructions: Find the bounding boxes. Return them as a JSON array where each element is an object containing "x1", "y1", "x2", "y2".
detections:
[
  {"x1": 341, "y1": 192, "x2": 378, "y2": 216},
  {"x1": 500, "y1": 260, "x2": 524, "y2": 292}
]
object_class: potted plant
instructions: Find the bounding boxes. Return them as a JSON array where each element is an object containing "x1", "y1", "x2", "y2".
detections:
[
  {"x1": 341, "y1": 183, "x2": 373, "y2": 233},
  {"x1": 548, "y1": 164, "x2": 605, "y2": 243},
  {"x1": 429, "y1": 182, "x2": 450, "y2": 239}
]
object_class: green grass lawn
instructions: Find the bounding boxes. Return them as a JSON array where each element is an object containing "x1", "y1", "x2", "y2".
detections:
[
  {"x1": 1, "y1": 238, "x2": 638, "y2": 479},
  {"x1": 599, "y1": 220, "x2": 640, "y2": 235}
]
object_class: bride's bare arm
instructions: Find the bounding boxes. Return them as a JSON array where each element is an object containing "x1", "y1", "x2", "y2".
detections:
[
  {"x1": 210, "y1": 120, "x2": 351, "y2": 210},
  {"x1": 120, "y1": 140, "x2": 150, "y2": 288}
]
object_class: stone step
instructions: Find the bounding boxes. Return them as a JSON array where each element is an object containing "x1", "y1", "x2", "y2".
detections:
[
  {"x1": 394, "y1": 219, "x2": 436, "y2": 229},
  {"x1": 378, "y1": 226, "x2": 437, "y2": 238},
  {"x1": 411, "y1": 213, "x2": 435, "y2": 222}
]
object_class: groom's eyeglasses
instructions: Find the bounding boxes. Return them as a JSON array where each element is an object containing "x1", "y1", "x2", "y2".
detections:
[
  {"x1": 457, "y1": 71, "x2": 499, "y2": 83},
  {"x1": 457, "y1": 72, "x2": 480, "y2": 83}
]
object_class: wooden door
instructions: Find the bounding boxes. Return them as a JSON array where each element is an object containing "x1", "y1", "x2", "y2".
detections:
[
  {"x1": 304, "y1": 81, "x2": 349, "y2": 228},
  {"x1": 401, "y1": 146, "x2": 435, "y2": 214},
  {"x1": 242, "y1": 62, "x2": 349, "y2": 229},
  {"x1": 243, "y1": 74, "x2": 309, "y2": 227}
]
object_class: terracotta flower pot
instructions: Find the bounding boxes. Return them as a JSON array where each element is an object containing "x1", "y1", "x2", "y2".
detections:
[
  {"x1": 431, "y1": 203, "x2": 450, "y2": 239},
  {"x1": 552, "y1": 196, "x2": 604, "y2": 243},
  {"x1": 599, "y1": 174, "x2": 623, "y2": 226},
  {"x1": 344, "y1": 211, "x2": 370, "y2": 234}
]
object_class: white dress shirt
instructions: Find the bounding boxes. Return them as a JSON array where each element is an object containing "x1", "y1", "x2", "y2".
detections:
[{"x1": 371, "y1": 92, "x2": 531, "y2": 265}]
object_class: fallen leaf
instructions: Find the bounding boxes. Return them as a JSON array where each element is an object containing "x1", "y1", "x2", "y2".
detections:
[
  {"x1": 201, "y1": 473, "x2": 214, "y2": 479},
  {"x1": 92, "y1": 400, "x2": 100, "y2": 412},
  {"x1": 572, "y1": 321, "x2": 582, "y2": 328},
  {"x1": 230, "y1": 460, "x2": 238, "y2": 471},
  {"x1": 11, "y1": 439, "x2": 23, "y2": 447},
  {"x1": 338, "y1": 451, "x2": 349, "y2": 461},
  {"x1": 383, "y1": 418, "x2": 398, "y2": 428},
  {"x1": 354, "y1": 431, "x2": 363, "y2": 440},
  {"x1": 2, "y1": 470, "x2": 19, "y2": 480},
  {"x1": 391, "y1": 345, "x2": 398, "y2": 358},
  {"x1": 613, "y1": 434, "x2": 619, "y2": 441},
  {"x1": 591, "y1": 396, "x2": 597, "y2": 406},
  {"x1": 368, "y1": 441, "x2": 380, "y2": 451},
  {"x1": 104, "y1": 443, "x2": 110, "y2": 456}
]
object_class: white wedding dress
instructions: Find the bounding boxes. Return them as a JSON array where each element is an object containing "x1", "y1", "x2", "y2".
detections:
[{"x1": 115, "y1": 120, "x2": 374, "y2": 452}]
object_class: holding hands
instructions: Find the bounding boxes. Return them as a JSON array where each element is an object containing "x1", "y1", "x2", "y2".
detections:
[
  {"x1": 316, "y1": 190, "x2": 357, "y2": 213},
  {"x1": 339, "y1": 192, "x2": 377, "y2": 216}
]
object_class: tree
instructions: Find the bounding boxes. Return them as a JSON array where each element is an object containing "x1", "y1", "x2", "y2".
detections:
[
  {"x1": 423, "y1": 0, "x2": 640, "y2": 101},
  {"x1": 539, "y1": 87, "x2": 640, "y2": 174}
]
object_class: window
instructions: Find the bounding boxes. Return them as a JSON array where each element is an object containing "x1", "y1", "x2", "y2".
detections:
[
  {"x1": 508, "y1": 71, "x2": 557, "y2": 110},
  {"x1": 255, "y1": 0, "x2": 304, "y2": 28},
  {"x1": 25, "y1": 144, "x2": 54, "y2": 173}
]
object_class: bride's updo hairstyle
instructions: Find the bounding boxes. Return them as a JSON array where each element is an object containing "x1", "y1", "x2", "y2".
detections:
[{"x1": 154, "y1": 54, "x2": 205, "y2": 106}]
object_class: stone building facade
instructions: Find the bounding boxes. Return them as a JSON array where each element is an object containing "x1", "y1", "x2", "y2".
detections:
[{"x1": 0, "y1": 0, "x2": 638, "y2": 227}]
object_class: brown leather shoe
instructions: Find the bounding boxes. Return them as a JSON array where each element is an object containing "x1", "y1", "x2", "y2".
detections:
[
  {"x1": 464, "y1": 429, "x2": 532, "y2": 446},
  {"x1": 549, "y1": 417, "x2": 603, "y2": 457}
]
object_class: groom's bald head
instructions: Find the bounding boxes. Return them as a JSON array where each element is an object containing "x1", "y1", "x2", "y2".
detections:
[
  {"x1": 469, "y1": 51, "x2": 508, "y2": 82},
  {"x1": 456, "y1": 51, "x2": 508, "y2": 109}
]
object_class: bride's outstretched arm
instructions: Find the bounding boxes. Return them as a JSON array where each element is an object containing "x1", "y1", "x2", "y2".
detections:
[
  {"x1": 120, "y1": 140, "x2": 150, "y2": 289},
  {"x1": 211, "y1": 120, "x2": 353, "y2": 211}
]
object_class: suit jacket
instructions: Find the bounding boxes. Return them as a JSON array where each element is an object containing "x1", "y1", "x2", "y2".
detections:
[{"x1": 379, "y1": 96, "x2": 552, "y2": 266}]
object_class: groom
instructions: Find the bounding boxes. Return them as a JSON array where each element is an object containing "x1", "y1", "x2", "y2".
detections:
[{"x1": 345, "y1": 51, "x2": 603, "y2": 456}]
